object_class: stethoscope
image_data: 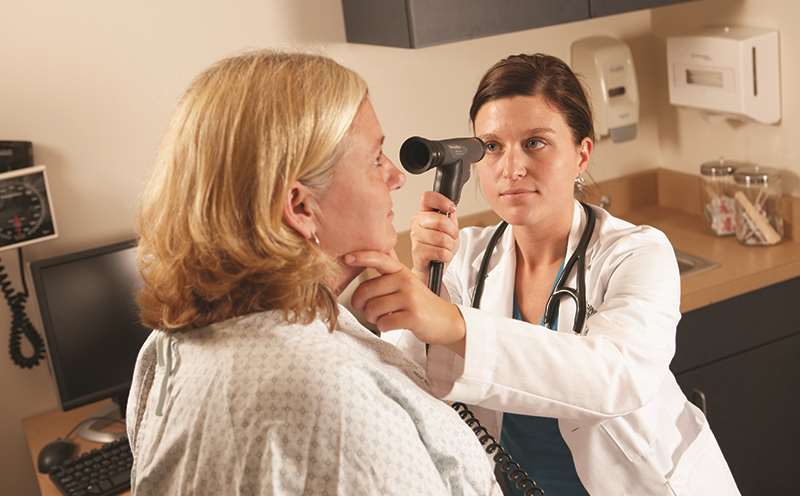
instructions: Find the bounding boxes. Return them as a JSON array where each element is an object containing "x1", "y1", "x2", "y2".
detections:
[{"x1": 470, "y1": 202, "x2": 597, "y2": 334}]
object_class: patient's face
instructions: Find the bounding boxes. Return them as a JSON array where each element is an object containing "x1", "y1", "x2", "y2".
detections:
[{"x1": 315, "y1": 99, "x2": 405, "y2": 258}]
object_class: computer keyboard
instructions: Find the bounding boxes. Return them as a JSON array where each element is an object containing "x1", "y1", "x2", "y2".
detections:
[{"x1": 48, "y1": 437, "x2": 132, "y2": 496}]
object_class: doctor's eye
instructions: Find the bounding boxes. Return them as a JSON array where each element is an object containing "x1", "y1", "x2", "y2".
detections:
[
  {"x1": 525, "y1": 138, "x2": 545, "y2": 150},
  {"x1": 485, "y1": 142, "x2": 500, "y2": 153},
  {"x1": 374, "y1": 151, "x2": 384, "y2": 167}
]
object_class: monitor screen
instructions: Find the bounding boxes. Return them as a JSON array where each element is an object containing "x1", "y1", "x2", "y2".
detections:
[{"x1": 30, "y1": 240, "x2": 151, "y2": 411}]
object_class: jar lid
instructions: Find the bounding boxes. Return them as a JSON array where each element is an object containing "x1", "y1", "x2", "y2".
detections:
[
  {"x1": 700, "y1": 157, "x2": 749, "y2": 176},
  {"x1": 733, "y1": 165, "x2": 782, "y2": 186}
]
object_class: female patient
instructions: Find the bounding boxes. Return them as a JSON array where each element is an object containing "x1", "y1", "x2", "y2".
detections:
[{"x1": 127, "y1": 51, "x2": 500, "y2": 495}]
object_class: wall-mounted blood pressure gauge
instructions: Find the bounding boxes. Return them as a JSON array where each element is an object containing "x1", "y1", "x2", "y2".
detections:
[{"x1": 0, "y1": 165, "x2": 57, "y2": 250}]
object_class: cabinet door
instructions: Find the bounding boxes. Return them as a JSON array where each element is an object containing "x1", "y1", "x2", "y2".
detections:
[
  {"x1": 342, "y1": 0, "x2": 414, "y2": 48},
  {"x1": 407, "y1": 0, "x2": 588, "y2": 47},
  {"x1": 672, "y1": 277, "x2": 800, "y2": 374},
  {"x1": 342, "y1": 0, "x2": 588, "y2": 48},
  {"x1": 676, "y1": 333, "x2": 800, "y2": 494},
  {"x1": 589, "y1": 0, "x2": 694, "y2": 18}
]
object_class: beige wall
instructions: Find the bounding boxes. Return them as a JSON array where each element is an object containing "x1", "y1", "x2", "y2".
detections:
[
  {"x1": 0, "y1": 0, "x2": 794, "y2": 493},
  {"x1": 651, "y1": 0, "x2": 800, "y2": 193}
]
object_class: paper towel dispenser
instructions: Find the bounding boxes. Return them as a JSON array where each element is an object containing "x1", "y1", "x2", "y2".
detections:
[
  {"x1": 666, "y1": 26, "x2": 780, "y2": 124},
  {"x1": 571, "y1": 36, "x2": 639, "y2": 143}
]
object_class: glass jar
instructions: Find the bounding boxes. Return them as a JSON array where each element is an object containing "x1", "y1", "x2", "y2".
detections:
[
  {"x1": 732, "y1": 166, "x2": 783, "y2": 246},
  {"x1": 700, "y1": 158, "x2": 743, "y2": 236}
]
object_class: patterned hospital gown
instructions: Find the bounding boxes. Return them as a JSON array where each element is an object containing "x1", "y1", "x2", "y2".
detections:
[{"x1": 126, "y1": 304, "x2": 501, "y2": 495}]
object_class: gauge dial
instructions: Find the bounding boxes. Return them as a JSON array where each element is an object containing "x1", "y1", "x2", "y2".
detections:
[
  {"x1": 0, "y1": 167, "x2": 56, "y2": 248},
  {"x1": 0, "y1": 182, "x2": 46, "y2": 241}
]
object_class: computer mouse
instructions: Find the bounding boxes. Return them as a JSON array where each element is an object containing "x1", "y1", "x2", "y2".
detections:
[{"x1": 37, "y1": 438, "x2": 77, "y2": 474}]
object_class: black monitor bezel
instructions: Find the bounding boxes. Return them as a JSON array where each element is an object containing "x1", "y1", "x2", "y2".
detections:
[{"x1": 30, "y1": 238, "x2": 145, "y2": 411}]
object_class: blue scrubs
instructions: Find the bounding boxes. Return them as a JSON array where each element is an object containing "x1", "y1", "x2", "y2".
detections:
[{"x1": 497, "y1": 266, "x2": 588, "y2": 496}]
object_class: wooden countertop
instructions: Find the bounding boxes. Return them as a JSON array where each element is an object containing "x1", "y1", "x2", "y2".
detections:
[
  {"x1": 621, "y1": 205, "x2": 800, "y2": 313},
  {"x1": 22, "y1": 399, "x2": 129, "y2": 496}
]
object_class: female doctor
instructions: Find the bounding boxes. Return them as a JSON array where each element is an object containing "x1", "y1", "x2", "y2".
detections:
[{"x1": 347, "y1": 53, "x2": 739, "y2": 495}]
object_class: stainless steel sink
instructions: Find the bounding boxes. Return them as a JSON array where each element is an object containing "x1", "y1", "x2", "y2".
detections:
[{"x1": 675, "y1": 250, "x2": 719, "y2": 277}]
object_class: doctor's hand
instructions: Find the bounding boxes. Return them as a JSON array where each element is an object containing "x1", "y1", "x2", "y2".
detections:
[
  {"x1": 345, "y1": 250, "x2": 466, "y2": 348},
  {"x1": 410, "y1": 192, "x2": 460, "y2": 284}
]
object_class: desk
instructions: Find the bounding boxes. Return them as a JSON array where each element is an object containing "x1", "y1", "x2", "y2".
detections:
[{"x1": 22, "y1": 399, "x2": 130, "y2": 496}]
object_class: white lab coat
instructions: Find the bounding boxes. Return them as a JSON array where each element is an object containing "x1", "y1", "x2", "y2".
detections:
[{"x1": 386, "y1": 201, "x2": 740, "y2": 495}]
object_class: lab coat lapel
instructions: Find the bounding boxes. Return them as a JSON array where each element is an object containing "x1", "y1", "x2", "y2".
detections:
[{"x1": 468, "y1": 222, "x2": 516, "y2": 319}]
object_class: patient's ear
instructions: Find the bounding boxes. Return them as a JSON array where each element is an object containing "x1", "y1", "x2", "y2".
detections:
[{"x1": 282, "y1": 181, "x2": 317, "y2": 240}]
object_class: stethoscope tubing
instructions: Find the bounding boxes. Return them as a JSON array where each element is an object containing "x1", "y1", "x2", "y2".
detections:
[{"x1": 471, "y1": 202, "x2": 596, "y2": 334}]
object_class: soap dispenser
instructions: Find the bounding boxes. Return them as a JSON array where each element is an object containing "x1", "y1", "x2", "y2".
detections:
[{"x1": 571, "y1": 36, "x2": 639, "y2": 143}]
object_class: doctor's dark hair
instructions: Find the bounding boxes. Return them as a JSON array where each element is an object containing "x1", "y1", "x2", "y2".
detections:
[
  {"x1": 469, "y1": 53, "x2": 595, "y2": 144},
  {"x1": 137, "y1": 51, "x2": 366, "y2": 332}
]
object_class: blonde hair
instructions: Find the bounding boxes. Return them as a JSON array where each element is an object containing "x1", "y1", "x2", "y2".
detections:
[{"x1": 137, "y1": 50, "x2": 367, "y2": 331}]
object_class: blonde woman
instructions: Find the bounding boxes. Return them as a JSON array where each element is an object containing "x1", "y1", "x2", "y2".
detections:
[{"x1": 126, "y1": 51, "x2": 501, "y2": 496}]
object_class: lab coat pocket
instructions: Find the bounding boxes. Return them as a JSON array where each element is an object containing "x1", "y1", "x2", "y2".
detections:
[{"x1": 600, "y1": 413, "x2": 657, "y2": 463}]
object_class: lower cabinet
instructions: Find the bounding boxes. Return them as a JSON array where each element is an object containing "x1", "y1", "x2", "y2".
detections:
[
  {"x1": 675, "y1": 332, "x2": 800, "y2": 494},
  {"x1": 671, "y1": 277, "x2": 800, "y2": 494}
]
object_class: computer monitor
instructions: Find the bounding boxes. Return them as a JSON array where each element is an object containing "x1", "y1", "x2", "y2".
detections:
[{"x1": 30, "y1": 240, "x2": 151, "y2": 425}]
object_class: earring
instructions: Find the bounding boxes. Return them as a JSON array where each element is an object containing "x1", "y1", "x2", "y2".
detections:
[
  {"x1": 312, "y1": 233, "x2": 320, "y2": 246},
  {"x1": 574, "y1": 175, "x2": 586, "y2": 197}
]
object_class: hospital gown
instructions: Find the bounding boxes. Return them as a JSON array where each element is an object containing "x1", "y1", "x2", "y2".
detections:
[{"x1": 126, "y1": 304, "x2": 501, "y2": 495}]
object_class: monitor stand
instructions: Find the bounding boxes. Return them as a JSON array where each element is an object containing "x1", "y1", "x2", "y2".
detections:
[{"x1": 75, "y1": 394, "x2": 127, "y2": 444}]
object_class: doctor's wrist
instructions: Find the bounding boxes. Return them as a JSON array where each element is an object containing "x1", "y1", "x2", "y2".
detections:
[{"x1": 443, "y1": 304, "x2": 466, "y2": 357}]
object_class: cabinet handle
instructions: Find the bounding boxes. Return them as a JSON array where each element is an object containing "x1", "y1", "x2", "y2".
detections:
[{"x1": 691, "y1": 387, "x2": 708, "y2": 417}]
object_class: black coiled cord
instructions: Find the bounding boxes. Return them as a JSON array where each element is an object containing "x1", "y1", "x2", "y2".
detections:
[
  {"x1": 2, "y1": 249, "x2": 45, "y2": 368},
  {"x1": 452, "y1": 402, "x2": 544, "y2": 496}
]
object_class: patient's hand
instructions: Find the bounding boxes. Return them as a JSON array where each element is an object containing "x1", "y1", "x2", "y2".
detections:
[{"x1": 345, "y1": 250, "x2": 466, "y2": 346}]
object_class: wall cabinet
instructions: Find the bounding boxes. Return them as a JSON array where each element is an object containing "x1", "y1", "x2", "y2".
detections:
[
  {"x1": 671, "y1": 277, "x2": 800, "y2": 494},
  {"x1": 589, "y1": 0, "x2": 689, "y2": 17},
  {"x1": 342, "y1": 0, "x2": 694, "y2": 48}
]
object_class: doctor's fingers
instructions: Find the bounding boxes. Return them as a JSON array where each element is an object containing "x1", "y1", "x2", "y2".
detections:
[
  {"x1": 411, "y1": 239, "x2": 457, "y2": 273},
  {"x1": 374, "y1": 310, "x2": 418, "y2": 334},
  {"x1": 344, "y1": 250, "x2": 405, "y2": 276},
  {"x1": 363, "y1": 286, "x2": 447, "y2": 335},
  {"x1": 411, "y1": 210, "x2": 459, "y2": 239},
  {"x1": 375, "y1": 293, "x2": 464, "y2": 343},
  {"x1": 411, "y1": 218, "x2": 458, "y2": 252},
  {"x1": 360, "y1": 291, "x2": 411, "y2": 329},
  {"x1": 350, "y1": 270, "x2": 411, "y2": 313},
  {"x1": 419, "y1": 191, "x2": 457, "y2": 215}
]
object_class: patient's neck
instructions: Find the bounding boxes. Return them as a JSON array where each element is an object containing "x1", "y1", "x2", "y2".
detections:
[{"x1": 332, "y1": 263, "x2": 363, "y2": 297}]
